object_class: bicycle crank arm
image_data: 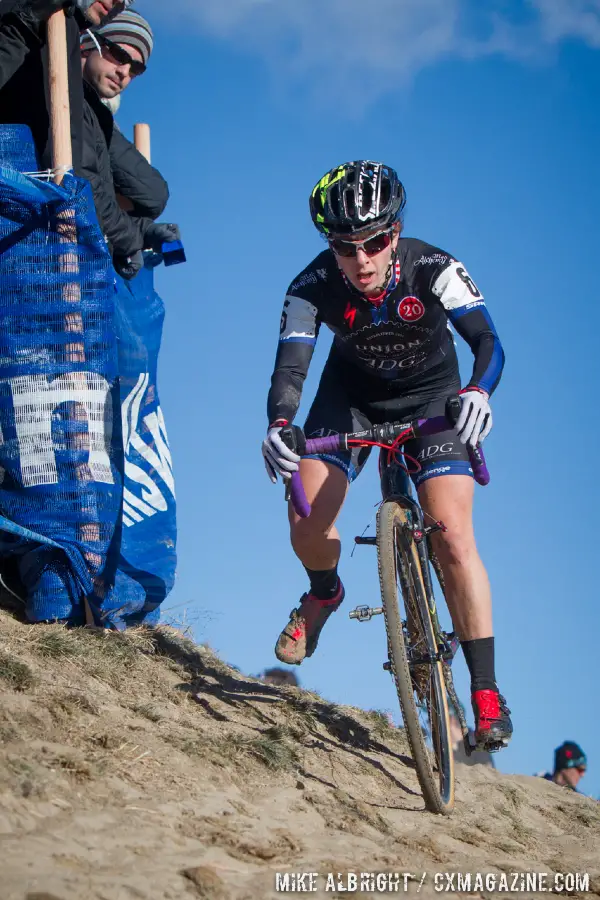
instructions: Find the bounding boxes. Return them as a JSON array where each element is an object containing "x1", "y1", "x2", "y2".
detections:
[
  {"x1": 440, "y1": 633, "x2": 461, "y2": 661},
  {"x1": 349, "y1": 605, "x2": 383, "y2": 622}
]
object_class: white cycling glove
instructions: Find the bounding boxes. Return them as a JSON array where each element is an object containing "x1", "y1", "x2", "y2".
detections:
[
  {"x1": 262, "y1": 426, "x2": 300, "y2": 483},
  {"x1": 456, "y1": 389, "x2": 492, "y2": 448}
]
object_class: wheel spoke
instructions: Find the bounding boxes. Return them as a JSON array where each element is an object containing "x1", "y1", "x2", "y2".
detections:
[{"x1": 378, "y1": 502, "x2": 454, "y2": 813}]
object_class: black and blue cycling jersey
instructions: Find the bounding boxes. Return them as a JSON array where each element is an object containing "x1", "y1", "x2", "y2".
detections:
[{"x1": 267, "y1": 237, "x2": 504, "y2": 485}]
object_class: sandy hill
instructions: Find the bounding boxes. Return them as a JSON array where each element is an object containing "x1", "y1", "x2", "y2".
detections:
[{"x1": 0, "y1": 606, "x2": 599, "y2": 900}]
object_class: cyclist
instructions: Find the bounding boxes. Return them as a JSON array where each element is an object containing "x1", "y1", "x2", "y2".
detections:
[{"x1": 262, "y1": 161, "x2": 512, "y2": 750}]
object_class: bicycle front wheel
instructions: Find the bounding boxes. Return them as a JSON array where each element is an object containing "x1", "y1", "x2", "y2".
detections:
[{"x1": 377, "y1": 500, "x2": 454, "y2": 814}]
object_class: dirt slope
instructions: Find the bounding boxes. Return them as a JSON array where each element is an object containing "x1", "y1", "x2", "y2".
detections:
[{"x1": 0, "y1": 607, "x2": 599, "y2": 900}]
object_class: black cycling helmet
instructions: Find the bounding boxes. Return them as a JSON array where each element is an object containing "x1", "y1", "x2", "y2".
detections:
[{"x1": 310, "y1": 160, "x2": 406, "y2": 237}]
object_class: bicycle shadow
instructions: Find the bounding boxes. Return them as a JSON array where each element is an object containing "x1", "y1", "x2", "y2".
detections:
[{"x1": 152, "y1": 629, "x2": 420, "y2": 804}]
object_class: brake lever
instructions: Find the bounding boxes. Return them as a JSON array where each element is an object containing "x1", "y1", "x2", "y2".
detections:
[{"x1": 445, "y1": 394, "x2": 462, "y2": 427}]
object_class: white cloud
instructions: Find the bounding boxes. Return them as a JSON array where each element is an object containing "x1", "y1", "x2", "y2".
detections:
[
  {"x1": 530, "y1": 0, "x2": 600, "y2": 47},
  {"x1": 147, "y1": 0, "x2": 600, "y2": 99}
]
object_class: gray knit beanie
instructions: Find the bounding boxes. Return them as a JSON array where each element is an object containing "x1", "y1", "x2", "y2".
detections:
[{"x1": 80, "y1": 10, "x2": 154, "y2": 67}]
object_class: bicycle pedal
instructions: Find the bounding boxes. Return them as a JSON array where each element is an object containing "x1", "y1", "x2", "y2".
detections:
[
  {"x1": 413, "y1": 521, "x2": 447, "y2": 542},
  {"x1": 349, "y1": 605, "x2": 383, "y2": 622},
  {"x1": 476, "y1": 738, "x2": 509, "y2": 754}
]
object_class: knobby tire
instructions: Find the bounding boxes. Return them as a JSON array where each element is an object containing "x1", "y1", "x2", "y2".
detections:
[{"x1": 377, "y1": 501, "x2": 454, "y2": 814}]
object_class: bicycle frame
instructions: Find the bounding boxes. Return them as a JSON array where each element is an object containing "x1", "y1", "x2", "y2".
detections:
[{"x1": 281, "y1": 408, "x2": 477, "y2": 753}]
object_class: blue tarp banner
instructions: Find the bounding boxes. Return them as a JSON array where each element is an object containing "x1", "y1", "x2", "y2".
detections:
[
  {"x1": 0, "y1": 126, "x2": 176, "y2": 627},
  {"x1": 100, "y1": 262, "x2": 177, "y2": 629}
]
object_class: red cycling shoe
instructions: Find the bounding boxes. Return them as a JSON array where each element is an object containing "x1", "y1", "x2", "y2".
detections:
[
  {"x1": 275, "y1": 580, "x2": 345, "y2": 665},
  {"x1": 472, "y1": 688, "x2": 513, "y2": 749}
]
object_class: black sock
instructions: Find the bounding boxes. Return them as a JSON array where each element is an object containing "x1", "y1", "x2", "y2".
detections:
[
  {"x1": 305, "y1": 566, "x2": 339, "y2": 601},
  {"x1": 462, "y1": 637, "x2": 497, "y2": 692}
]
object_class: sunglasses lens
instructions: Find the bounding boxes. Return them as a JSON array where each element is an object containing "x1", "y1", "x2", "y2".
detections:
[
  {"x1": 364, "y1": 233, "x2": 391, "y2": 255},
  {"x1": 330, "y1": 231, "x2": 392, "y2": 258},
  {"x1": 330, "y1": 240, "x2": 355, "y2": 257},
  {"x1": 102, "y1": 38, "x2": 145, "y2": 74}
]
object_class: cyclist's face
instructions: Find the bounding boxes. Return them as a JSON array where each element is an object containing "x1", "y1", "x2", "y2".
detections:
[{"x1": 331, "y1": 227, "x2": 399, "y2": 297}]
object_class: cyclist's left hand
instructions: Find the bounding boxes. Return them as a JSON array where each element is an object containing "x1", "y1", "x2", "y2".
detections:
[{"x1": 456, "y1": 388, "x2": 492, "y2": 447}]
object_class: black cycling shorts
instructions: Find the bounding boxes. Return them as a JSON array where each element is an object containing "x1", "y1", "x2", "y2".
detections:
[{"x1": 303, "y1": 350, "x2": 473, "y2": 488}]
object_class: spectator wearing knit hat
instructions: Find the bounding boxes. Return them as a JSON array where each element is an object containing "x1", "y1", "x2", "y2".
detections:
[
  {"x1": 80, "y1": 10, "x2": 153, "y2": 100},
  {"x1": 0, "y1": 0, "x2": 133, "y2": 175},
  {"x1": 539, "y1": 741, "x2": 588, "y2": 792},
  {"x1": 79, "y1": 10, "x2": 180, "y2": 279}
]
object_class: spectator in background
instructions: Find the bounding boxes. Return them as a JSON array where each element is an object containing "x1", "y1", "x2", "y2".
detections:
[
  {"x1": 260, "y1": 667, "x2": 300, "y2": 687},
  {"x1": 540, "y1": 741, "x2": 587, "y2": 792},
  {"x1": 0, "y1": 0, "x2": 174, "y2": 280},
  {"x1": 0, "y1": 0, "x2": 133, "y2": 174},
  {"x1": 79, "y1": 10, "x2": 180, "y2": 279}
]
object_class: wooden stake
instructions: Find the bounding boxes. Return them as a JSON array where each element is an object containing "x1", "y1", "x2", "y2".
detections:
[
  {"x1": 133, "y1": 123, "x2": 151, "y2": 163},
  {"x1": 47, "y1": 10, "x2": 72, "y2": 184},
  {"x1": 47, "y1": 9, "x2": 95, "y2": 627}
]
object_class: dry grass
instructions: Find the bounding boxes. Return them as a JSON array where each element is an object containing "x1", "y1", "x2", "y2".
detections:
[
  {"x1": 244, "y1": 726, "x2": 300, "y2": 772},
  {"x1": 4, "y1": 756, "x2": 46, "y2": 798},
  {"x1": 130, "y1": 701, "x2": 165, "y2": 723},
  {"x1": 25, "y1": 627, "x2": 85, "y2": 660},
  {"x1": 172, "y1": 725, "x2": 299, "y2": 775},
  {"x1": 365, "y1": 709, "x2": 395, "y2": 738},
  {"x1": 0, "y1": 648, "x2": 37, "y2": 691},
  {"x1": 0, "y1": 605, "x2": 598, "y2": 900}
]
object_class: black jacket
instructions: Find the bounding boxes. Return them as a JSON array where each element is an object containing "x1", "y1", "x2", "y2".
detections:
[
  {"x1": 0, "y1": 0, "x2": 170, "y2": 260},
  {"x1": 82, "y1": 83, "x2": 169, "y2": 259},
  {"x1": 0, "y1": 0, "x2": 84, "y2": 173},
  {"x1": 110, "y1": 125, "x2": 168, "y2": 221}
]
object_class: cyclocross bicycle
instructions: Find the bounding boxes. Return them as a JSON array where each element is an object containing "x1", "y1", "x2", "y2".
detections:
[{"x1": 281, "y1": 396, "x2": 490, "y2": 815}]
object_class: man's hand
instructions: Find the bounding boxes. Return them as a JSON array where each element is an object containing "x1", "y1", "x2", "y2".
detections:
[
  {"x1": 144, "y1": 223, "x2": 181, "y2": 253},
  {"x1": 114, "y1": 250, "x2": 143, "y2": 280},
  {"x1": 262, "y1": 426, "x2": 300, "y2": 483},
  {"x1": 456, "y1": 388, "x2": 492, "y2": 448}
]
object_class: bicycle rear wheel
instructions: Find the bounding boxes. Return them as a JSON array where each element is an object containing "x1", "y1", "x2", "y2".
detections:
[{"x1": 377, "y1": 500, "x2": 454, "y2": 814}]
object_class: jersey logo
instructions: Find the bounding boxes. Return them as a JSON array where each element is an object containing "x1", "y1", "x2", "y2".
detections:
[
  {"x1": 344, "y1": 301, "x2": 357, "y2": 329},
  {"x1": 397, "y1": 296, "x2": 425, "y2": 322}
]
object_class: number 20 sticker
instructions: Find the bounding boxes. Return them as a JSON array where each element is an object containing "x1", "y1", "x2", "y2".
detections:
[{"x1": 397, "y1": 296, "x2": 425, "y2": 322}]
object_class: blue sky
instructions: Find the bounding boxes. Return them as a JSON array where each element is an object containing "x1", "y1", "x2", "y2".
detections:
[{"x1": 116, "y1": 0, "x2": 600, "y2": 798}]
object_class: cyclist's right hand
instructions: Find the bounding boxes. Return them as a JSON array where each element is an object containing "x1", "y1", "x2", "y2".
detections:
[{"x1": 262, "y1": 425, "x2": 300, "y2": 483}]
